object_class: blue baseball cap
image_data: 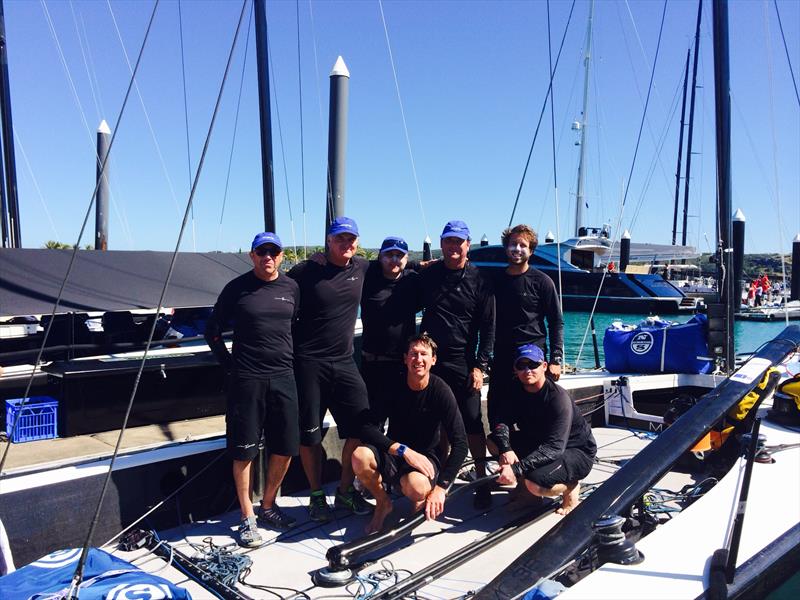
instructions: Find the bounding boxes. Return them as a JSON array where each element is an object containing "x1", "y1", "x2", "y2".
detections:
[
  {"x1": 440, "y1": 220, "x2": 471, "y2": 240},
  {"x1": 380, "y1": 236, "x2": 409, "y2": 255},
  {"x1": 514, "y1": 344, "x2": 545, "y2": 367},
  {"x1": 328, "y1": 216, "x2": 359, "y2": 237},
  {"x1": 251, "y1": 232, "x2": 283, "y2": 250}
]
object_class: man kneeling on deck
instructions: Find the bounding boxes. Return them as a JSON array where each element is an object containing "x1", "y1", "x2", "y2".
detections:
[
  {"x1": 352, "y1": 333, "x2": 468, "y2": 533},
  {"x1": 490, "y1": 345, "x2": 597, "y2": 515}
]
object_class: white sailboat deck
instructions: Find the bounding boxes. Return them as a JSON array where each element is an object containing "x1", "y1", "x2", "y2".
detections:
[{"x1": 114, "y1": 428, "x2": 685, "y2": 599}]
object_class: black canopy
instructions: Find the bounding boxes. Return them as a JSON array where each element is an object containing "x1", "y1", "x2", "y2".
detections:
[{"x1": 0, "y1": 249, "x2": 253, "y2": 316}]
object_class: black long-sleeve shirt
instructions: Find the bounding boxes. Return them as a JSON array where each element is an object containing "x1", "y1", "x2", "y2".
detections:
[
  {"x1": 489, "y1": 378, "x2": 596, "y2": 477},
  {"x1": 492, "y1": 267, "x2": 563, "y2": 362},
  {"x1": 417, "y1": 262, "x2": 495, "y2": 371},
  {"x1": 360, "y1": 261, "x2": 419, "y2": 357},
  {"x1": 204, "y1": 271, "x2": 299, "y2": 377},
  {"x1": 287, "y1": 256, "x2": 368, "y2": 361},
  {"x1": 359, "y1": 374, "x2": 468, "y2": 488}
]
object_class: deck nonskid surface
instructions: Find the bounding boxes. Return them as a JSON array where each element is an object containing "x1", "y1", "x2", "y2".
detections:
[{"x1": 109, "y1": 427, "x2": 697, "y2": 599}]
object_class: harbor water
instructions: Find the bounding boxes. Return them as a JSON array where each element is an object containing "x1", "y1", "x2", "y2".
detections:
[{"x1": 564, "y1": 311, "x2": 791, "y2": 369}]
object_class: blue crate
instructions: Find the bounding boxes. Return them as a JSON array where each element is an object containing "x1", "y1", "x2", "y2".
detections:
[{"x1": 5, "y1": 397, "x2": 58, "y2": 443}]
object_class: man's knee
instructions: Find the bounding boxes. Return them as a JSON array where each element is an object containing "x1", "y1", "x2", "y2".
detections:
[
  {"x1": 351, "y1": 446, "x2": 376, "y2": 474},
  {"x1": 401, "y1": 473, "x2": 431, "y2": 502},
  {"x1": 524, "y1": 479, "x2": 547, "y2": 497}
]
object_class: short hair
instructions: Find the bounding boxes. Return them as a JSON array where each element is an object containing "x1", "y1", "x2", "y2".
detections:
[
  {"x1": 406, "y1": 332, "x2": 438, "y2": 357},
  {"x1": 501, "y1": 224, "x2": 538, "y2": 252}
]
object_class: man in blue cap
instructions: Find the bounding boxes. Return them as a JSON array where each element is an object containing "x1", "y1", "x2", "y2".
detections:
[
  {"x1": 288, "y1": 217, "x2": 373, "y2": 522},
  {"x1": 416, "y1": 220, "x2": 495, "y2": 509},
  {"x1": 205, "y1": 232, "x2": 300, "y2": 547},
  {"x1": 490, "y1": 344, "x2": 596, "y2": 515},
  {"x1": 360, "y1": 236, "x2": 421, "y2": 426}
]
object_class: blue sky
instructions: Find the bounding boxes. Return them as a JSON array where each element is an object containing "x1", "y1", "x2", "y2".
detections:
[{"x1": 4, "y1": 0, "x2": 799, "y2": 255}]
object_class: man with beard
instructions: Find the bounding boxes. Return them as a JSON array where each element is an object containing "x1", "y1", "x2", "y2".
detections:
[
  {"x1": 416, "y1": 220, "x2": 495, "y2": 509},
  {"x1": 489, "y1": 224, "x2": 563, "y2": 430}
]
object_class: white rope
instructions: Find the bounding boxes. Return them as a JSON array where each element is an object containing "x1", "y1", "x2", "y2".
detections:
[
  {"x1": 378, "y1": 0, "x2": 429, "y2": 240},
  {"x1": 762, "y1": 0, "x2": 790, "y2": 325},
  {"x1": 13, "y1": 133, "x2": 60, "y2": 240},
  {"x1": 105, "y1": 0, "x2": 184, "y2": 224}
]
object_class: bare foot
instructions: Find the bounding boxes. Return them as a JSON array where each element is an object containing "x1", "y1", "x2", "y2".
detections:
[
  {"x1": 365, "y1": 501, "x2": 393, "y2": 534},
  {"x1": 556, "y1": 483, "x2": 580, "y2": 515}
]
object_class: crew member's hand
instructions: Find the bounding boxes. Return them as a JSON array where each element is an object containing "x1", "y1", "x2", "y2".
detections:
[
  {"x1": 309, "y1": 252, "x2": 327, "y2": 266},
  {"x1": 499, "y1": 450, "x2": 519, "y2": 466},
  {"x1": 403, "y1": 448, "x2": 436, "y2": 480},
  {"x1": 425, "y1": 485, "x2": 446, "y2": 521},
  {"x1": 470, "y1": 368, "x2": 484, "y2": 390},
  {"x1": 496, "y1": 464, "x2": 517, "y2": 486},
  {"x1": 547, "y1": 364, "x2": 562, "y2": 381}
]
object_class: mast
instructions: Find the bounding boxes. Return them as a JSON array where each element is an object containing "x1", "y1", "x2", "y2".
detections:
[
  {"x1": 574, "y1": 0, "x2": 594, "y2": 237},
  {"x1": 713, "y1": 0, "x2": 734, "y2": 370},
  {"x1": 0, "y1": 0, "x2": 20, "y2": 247},
  {"x1": 324, "y1": 56, "x2": 350, "y2": 234},
  {"x1": 253, "y1": 0, "x2": 276, "y2": 233},
  {"x1": 672, "y1": 49, "x2": 690, "y2": 245},
  {"x1": 682, "y1": 0, "x2": 703, "y2": 246}
]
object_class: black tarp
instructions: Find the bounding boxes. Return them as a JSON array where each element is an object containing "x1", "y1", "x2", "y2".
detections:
[{"x1": 0, "y1": 249, "x2": 253, "y2": 316}]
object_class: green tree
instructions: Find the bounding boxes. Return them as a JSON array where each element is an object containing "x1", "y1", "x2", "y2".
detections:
[{"x1": 44, "y1": 241, "x2": 72, "y2": 249}]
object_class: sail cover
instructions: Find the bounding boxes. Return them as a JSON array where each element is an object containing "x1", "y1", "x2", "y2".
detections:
[{"x1": 0, "y1": 248, "x2": 252, "y2": 317}]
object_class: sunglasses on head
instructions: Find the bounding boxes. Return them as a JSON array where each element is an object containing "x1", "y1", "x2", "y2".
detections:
[
  {"x1": 515, "y1": 359, "x2": 542, "y2": 371},
  {"x1": 254, "y1": 246, "x2": 280, "y2": 257}
]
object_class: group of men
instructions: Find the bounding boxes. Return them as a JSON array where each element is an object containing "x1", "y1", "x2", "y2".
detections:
[{"x1": 205, "y1": 217, "x2": 596, "y2": 547}]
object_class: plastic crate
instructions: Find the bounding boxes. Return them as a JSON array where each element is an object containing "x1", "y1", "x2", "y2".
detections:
[{"x1": 5, "y1": 397, "x2": 58, "y2": 443}]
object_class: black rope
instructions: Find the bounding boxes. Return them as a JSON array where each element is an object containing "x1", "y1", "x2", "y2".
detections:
[
  {"x1": 773, "y1": 0, "x2": 800, "y2": 108},
  {"x1": 66, "y1": 2, "x2": 249, "y2": 595},
  {"x1": 177, "y1": 0, "x2": 194, "y2": 224},
  {"x1": 0, "y1": 0, "x2": 160, "y2": 477},
  {"x1": 218, "y1": 0, "x2": 255, "y2": 233},
  {"x1": 508, "y1": 0, "x2": 576, "y2": 227},
  {"x1": 296, "y1": 0, "x2": 307, "y2": 256}
]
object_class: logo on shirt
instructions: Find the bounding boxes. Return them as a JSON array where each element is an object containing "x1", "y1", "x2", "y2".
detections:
[
  {"x1": 346, "y1": 276, "x2": 360, "y2": 282},
  {"x1": 274, "y1": 296, "x2": 293, "y2": 303},
  {"x1": 630, "y1": 332, "x2": 654, "y2": 355},
  {"x1": 236, "y1": 443, "x2": 257, "y2": 449}
]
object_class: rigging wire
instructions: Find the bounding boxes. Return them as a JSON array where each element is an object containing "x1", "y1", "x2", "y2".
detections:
[
  {"x1": 105, "y1": 0, "x2": 184, "y2": 222},
  {"x1": 267, "y1": 19, "x2": 299, "y2": 258},
  {"x1": 13, "y1": 132, "x2": 60, "y2": 240},
  {"x1": 296, "y1": 0, "x2": 307, "y2": 260},
  {"x1": 508, "y1": 0, "x2": 577, "y2": 227},
  {"x1": 68, "y1": 0, "x2": 101, "y2": 124},
  {"x1": 762, "y1": 0, "x2": 790, "y2": 326},
  {"x1": 0, "y1": 0, "x2": 160, "y2": 480},
  {"x1": 378, "y1": 0, "x2": 429, "y2": 240},
  {"x1": 546, "y1": 0, "x2": 564, "y2": 311},
  {"x1": 773, "y1": 0, "x2": 800, "y2": 108},
  {"x1": 64, "y1": 1, "x2": 249, "y2": 594},
  {"x1": 177, "y1": 0, "x2": 196, "y2": 252},
  {"x1": 575, "y1": 0, "x2": 668, "y2": 368},
  {"x1": 216, "y1": 0, "x2": 254, "y2": 251},
  {"x1": 308, "y1": 0, "x2": 327, "y2": 255}
]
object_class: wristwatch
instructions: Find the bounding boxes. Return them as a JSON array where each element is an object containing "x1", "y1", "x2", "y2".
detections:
[
  {"x1": 396, "y1": 444, "x2": 408, "y2": 458},
  {"x1": 551, "y1": 356, "x2": 563, "y2": 365}
]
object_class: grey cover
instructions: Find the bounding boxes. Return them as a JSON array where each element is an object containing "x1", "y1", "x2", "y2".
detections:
[{"x1": 0, "y1": 248, "x2": 252, "y2": 317}]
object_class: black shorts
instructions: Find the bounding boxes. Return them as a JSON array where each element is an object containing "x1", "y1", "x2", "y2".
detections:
[
  {"x1": 522, "y1": 449, "x2": 594, "y2": 489},
  {"x1": 487, "y1": 354, "x2": 516, "y2": 426},
  {"x1": 433, "y1": 362, "x2": 484, "y2": 435},
  {"x1": 360, "y1": 358, "x2": 404, "y2": 426},
  {"x1": 295, "y1": 358, "x2": 369, "y2": 445},
  {"x1": 362, "y1": 444, "x2": 440, "y2": 489},
  {"x1": 226, "y1": 372, "x2": 299, "y2": 460}
]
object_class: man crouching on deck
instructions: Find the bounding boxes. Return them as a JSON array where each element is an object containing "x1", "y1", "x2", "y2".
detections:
[
  {"x1": 490, "y1": 344, "x2": 597, "y2": 515},
  {"x1": 352, "y1": 333, "x2": 468, "y2": 533}
]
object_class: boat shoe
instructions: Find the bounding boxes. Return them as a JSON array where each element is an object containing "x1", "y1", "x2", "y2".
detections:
[
  {"x1": 258, "y1": 505, "x2": 297, "y2": 530},
  {"x1": 308, "y1": 490, "x2": 334, "y2": 522},
  {"x1": 237, "y1": 515, "x2": 263, "y2": 548},
  {"x1": 334, "y1": 487, "x2": 374, "y2": 515}
]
